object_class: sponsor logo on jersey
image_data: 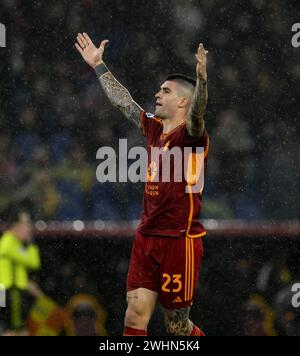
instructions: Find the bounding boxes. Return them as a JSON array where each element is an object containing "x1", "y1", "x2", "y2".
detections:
[{"x1": 145, "y1": 112, "x2": 155, "y2": 119}]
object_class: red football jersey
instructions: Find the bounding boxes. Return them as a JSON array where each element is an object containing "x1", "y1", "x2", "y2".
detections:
[{"x1": 137, "y1": 111, "x2": 209, "y2": 239}]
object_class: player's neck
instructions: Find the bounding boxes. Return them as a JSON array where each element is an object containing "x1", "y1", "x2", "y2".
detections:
[{"x1": 162, "y1": 114, "x2": 185, "y2": 134}]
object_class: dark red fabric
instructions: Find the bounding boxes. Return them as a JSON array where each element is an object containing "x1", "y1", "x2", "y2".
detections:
[
  {"x1": 123, "y1": 326, "x2": 147, "y2": 336},
  {"x1": 138, "y1": 111, "x2": 209, "y2": 239},
  {"x1": 190, "y1": 324, "x2": 206, "y2": 336},
  {"x1": 127, "y1": 231, "x2": 204, "y2": 309}
]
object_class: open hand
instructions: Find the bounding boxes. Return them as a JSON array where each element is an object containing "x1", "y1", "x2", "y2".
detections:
[
  {"x1": 195, "y1": 43, "x2": 208, "y2": 80},
  {"x1": 75, "y1": 32, "x2": 109, "y2": 69}
]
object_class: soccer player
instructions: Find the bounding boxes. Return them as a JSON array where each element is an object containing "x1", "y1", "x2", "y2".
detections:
[{"x1": 76, "y1": 33, "x2": 209, "y2": 336}]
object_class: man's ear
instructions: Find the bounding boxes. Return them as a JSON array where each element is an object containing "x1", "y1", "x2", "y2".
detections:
[{"x1": 178, "y1": 97, "x2": 189, "y2": 109}]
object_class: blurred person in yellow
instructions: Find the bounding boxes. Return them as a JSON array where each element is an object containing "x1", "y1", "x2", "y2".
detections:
[{"x1": 0, "y1": 208, "x2": 41, "y2": 336}]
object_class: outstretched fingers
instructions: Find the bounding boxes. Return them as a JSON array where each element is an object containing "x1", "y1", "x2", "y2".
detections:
[
  {"x1": 99, "y1": 39, "x2": 109, "y2": 50},
  {"x1": 196, "y1": 43, "x2": 208, "y2": 63},
  {"x1": 76, "y1": 33, "x2": 86, "y2": 49},
  {"x1": 75, "y1": 43, "x2": 84, "y2": 55},
  {"x1": 199, "y1": 43, "x2": 208, "y2": 55},
  {"x1": 82, "y1": 32, "x2": 92, "y2": 45}
]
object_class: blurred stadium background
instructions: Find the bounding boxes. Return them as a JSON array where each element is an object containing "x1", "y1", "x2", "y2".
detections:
[{"x1": 0, "y1": 0, "x2": 300, "y2": 335}]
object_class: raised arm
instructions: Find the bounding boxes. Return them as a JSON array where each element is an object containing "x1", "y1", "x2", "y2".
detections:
[
  {"x1": 186, "y1": 43, "x2": 208, "y2": 138},
  {"x1": 75, "y1": 33, "x2": 143, "y2": 127}
]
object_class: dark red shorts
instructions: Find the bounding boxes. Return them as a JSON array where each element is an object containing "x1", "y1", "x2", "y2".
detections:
[{"x1": 126, "y1": 231, "x2": 204, "y2": 310}]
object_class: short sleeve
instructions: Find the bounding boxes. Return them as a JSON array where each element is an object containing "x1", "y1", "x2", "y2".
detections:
[
  {"x1": 184, "y1": 127, "x2": 210, "y2": 163},
  {"x1": 185, "y1": 126, "x2": 209, "y2": 147}
]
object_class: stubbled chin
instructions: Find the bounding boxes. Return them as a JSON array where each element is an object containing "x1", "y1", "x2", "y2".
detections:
[{"x1": 155, "y1": 108, "x2": 165, "y2": 119}]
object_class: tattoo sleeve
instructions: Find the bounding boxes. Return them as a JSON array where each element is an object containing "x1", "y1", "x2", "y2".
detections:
[
  {"x1": 96, "y1": 64, "x2": 143, "y2": 127},
  {"x1": 186, "y1": 78, "x2": 208, "y2": 138},
  {"x1": 164, "y1": 307, "x2": 192, "y2": 336}
]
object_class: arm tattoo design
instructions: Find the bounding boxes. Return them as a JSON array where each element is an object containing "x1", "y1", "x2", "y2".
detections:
[
  {"x1": 164, "y1": 307, "x2": 192, "y2": 336},
  {"x1": 186, "y1": 78, "x2": 208, "y2": 138},
  {"x1": 99, "y1": 71, "x2": 143, "y2": 127}
]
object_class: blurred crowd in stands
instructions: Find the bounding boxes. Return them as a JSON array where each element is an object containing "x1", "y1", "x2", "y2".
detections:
[{"x1": 0, "y1": 0, "x2": 299, "y2": 221}]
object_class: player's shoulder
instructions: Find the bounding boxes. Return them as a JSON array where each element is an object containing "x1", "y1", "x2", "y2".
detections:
[
  {"x1": 140, "y1": 111, "x2": 163, "y2": 137},
  {"x1": 184, "y1": 126, "x2": 209, "y2": 145},
  {"x1": 142, "y1": 111, "x2": 163, "y2": 124}
]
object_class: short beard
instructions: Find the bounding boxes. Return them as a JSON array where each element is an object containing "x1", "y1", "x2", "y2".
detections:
[{"x1": 155, "y1": 109, "x2": 167, "y2": 120}]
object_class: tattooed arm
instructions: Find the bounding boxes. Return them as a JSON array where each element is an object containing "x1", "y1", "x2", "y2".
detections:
[
  {"x1": 75, "y1": 33, "x2": 143, "y2": 127},
  {"x1": 186, "y1": 43, "x2": 208, "y2": 138},
  {"x1": 97, "y1": 68, "x2": 143, "y2": 127},
  {"x1": 186, "y1": 78, "x2": 208, "y2": 137}
]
